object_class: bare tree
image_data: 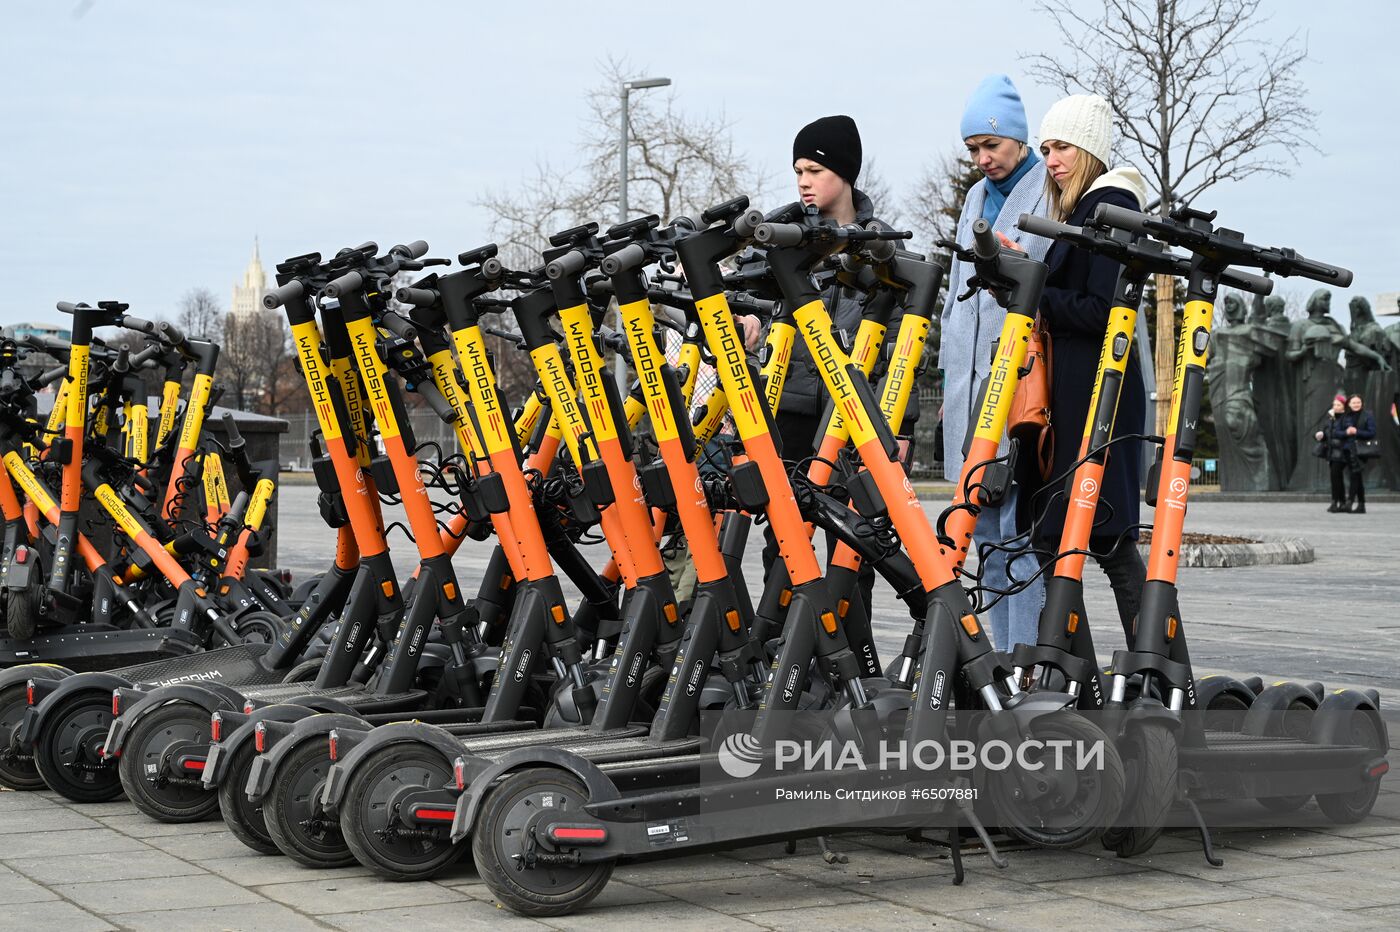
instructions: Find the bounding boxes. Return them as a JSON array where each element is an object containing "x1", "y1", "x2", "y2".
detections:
[
  {"x1": 220, "y1": 310, "x2": 290, "y2": 414},
  {"x1": 1026, "y1": 0, "x2": 1316, "y2": 431},
  {"x1": 904, "y1": 148, "x2": 985, "y2": 253},
  {"x1": 479, "y1": 59, "x2": 766, "y2": 402},
  {"x1": 173, "y1": 287, "x2": 224, "y2": 343}
]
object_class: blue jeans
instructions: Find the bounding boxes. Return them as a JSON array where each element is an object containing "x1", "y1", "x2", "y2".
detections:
[{"x1": 972, "y1": 488, "x2": 1044, "y2": 651}]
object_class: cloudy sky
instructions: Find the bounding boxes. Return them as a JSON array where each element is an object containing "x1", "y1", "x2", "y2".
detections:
[{"x1": 2, "y1": 0, "x2": 1395, "y2": 327}]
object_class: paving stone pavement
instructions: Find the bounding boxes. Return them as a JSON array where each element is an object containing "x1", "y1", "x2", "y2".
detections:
[{"x1": 1, "y1": 496, "x2": 1396, "y2": 930}]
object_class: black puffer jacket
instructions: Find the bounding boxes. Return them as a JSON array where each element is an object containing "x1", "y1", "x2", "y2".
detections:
[{"x1": 773, "y1": 189, "x2": 920, "y2": 427}]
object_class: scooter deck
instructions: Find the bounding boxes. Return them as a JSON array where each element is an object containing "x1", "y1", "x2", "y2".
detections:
[
  {"x1": 1182, "y1": 730, "x2": 1380, "y2": 800},
  {"x1": 245, "y1": 684, "x2": 430, "y2": 714},
  {"x1": 121, "y1": 643, "x2": 282, "y2": 687},
  {"x1": 2, "y1": 627, "x2": 187, "y2": 671}
]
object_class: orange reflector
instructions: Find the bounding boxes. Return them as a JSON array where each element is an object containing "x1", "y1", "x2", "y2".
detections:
[
  {"x1": 725, "y1": 610, "x2": 742, "y2": 633},
  {"x1": 499, "y1": 574, "x2": 512, "y2": 590},
  {"x1": 837, "y1": 599, "x2": 850, "y2": 618},
  {"x1": 220, "y1": 584, "x2": 230, "y2": 595},
  {"x1": 1166, "y1": 616, "x2": 1178, "y2": 640},
  {"x1": 820, "y1": 611, "x2": 838, "y2": 635},
  {"x1": 960, "y1": 614, "x2": 981, "y2": 638},
  {"x1": 443, "y1": 582, "x2": 457, "y2": 601},
  {"x1": 551, "y1": 604, "x2": 566, "y2": 624},
  {"x1": 381, "y1": 581, "x2": 395, "y2": 597},
  {"x1": 194, "y1": 587, "x2": 206, "y2": 598},
  {"x1": 1067, "y1": 611, "x2": 1080, "y2": 634},
  {"x1": 663, "y1": 603, "x2": 678, "y2": 623},
  {"x1": 778, "y1": 589, "x2": 792, "y2": 608}
]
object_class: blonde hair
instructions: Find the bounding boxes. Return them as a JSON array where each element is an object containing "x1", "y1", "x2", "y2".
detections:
[{"x1": 1044, "y1": 145, "x2": 1107, "y2": 221}]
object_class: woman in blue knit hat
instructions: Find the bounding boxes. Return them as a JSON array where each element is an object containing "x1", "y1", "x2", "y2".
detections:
[{"x1": 938, "y1": 74, "x2": 1052, "y2": 652}]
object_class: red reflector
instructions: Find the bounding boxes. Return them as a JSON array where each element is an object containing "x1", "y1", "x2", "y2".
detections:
[
  {"x1": 1370, "y1": 761, "x2": 1390, "y2": 779},
  {"x1": 328, "y1": 731, "x2": 338, "y2": 761},
  {"x1": 12, "y1": 546, "x2": 27, "y2": 565},
  {"x1": 25, "y1": 682, "x2": 34, "y2": 706},
  {"x1": 415, "y1": 808, "x2": 455, "y2": 822},
  {"x1": 181, "y1": 758, "x2": 206, "y2": 772},
  {"x1": 243, "y1": 701, "x2": 255, "y2": 714},
  {"x1": 210, "y1": 713, "x2": 222, "y2": 743},
  {"x1": 453, "y1": 759, "x2": 466, "y2": 790},
  {"x1": 254, "y1": 723, "x2": 266, "y2": 753},
  {"x1": 112, "y1": 691, "x2": 121, "y2": 717},
  {"x1": 550, "y1": 826, "x2": 607, "y2": 843}
]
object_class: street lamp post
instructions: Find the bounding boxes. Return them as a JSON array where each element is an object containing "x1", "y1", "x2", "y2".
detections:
[{"x1": 619, "y1": 76, "x2": 671, "y2": 223}]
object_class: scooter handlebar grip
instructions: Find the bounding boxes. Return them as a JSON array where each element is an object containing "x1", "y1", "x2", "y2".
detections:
[
  {"x1": 863, "y1": 230, "x2": 896, "y2": 264},
  {"x1": 324, "y1": 270, "x2": 364, "y2": 298},
  {"x1": 56, "y1": 301, "x2": 81, "y2": 315},
  {"x1": 156, "y1": 321, "x2": 186, "y2": 344},
  {"x1": 1219, "y1": 268, "x2": 1274, "y2": 296},
  {"x1": 971, "y1": 219, "x2": 999, "y2": 260},
  {"x1": 395, "y1": 286, "x2": 437, "y2": 308},
  {"x1": 221, "y1": 412, "x2": 245, "y2": 447},
  {"x1": 753, "y1": 222, "x2": 804, "y2": 247},
  {"x1": 379, "y1": 311, "x2": 417, "y2": 340},
  {"x1": 545, "y1": 250, "x2": 586, "y2": 281},
  {"x1": 121, "y1": 315, "x2": 158, "y2": 335},
  {"x1": 732, "y1": 208, "x2": 765, "y2": 239},
  {"x1": 1091, "y1": 203, "x2": 1151, "y2": 234},
  {"x1": 600, "y1": 243, "x2": 646, "y2": 277},
  {"x1": 481, "y1": 257, "x2": 504, "y2": 279},
  {"x1": 1016, "y1": 214, "x2": 1075, "y2": 240},
  {"x1": 417, "y1": 380, "x2": 457, "y2": 423},
  {"x1": 395, "y1": 240, "x2": 430, "y2": 260},
  {"x1": 264, "y1": 280, "x2": 305, "y2": 310},
  {"x1": 1288, "y1": 255, "x2": 1352, "y2": 287}
]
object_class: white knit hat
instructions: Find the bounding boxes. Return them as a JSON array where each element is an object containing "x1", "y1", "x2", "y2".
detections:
[{"x1": 1038, "y1": 94, "x2": 1114, "y2": 167}]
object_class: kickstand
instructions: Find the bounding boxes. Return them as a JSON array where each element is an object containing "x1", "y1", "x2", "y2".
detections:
[
  {"x1": 784, "y1": 839, "x2": 797, "y2": 855},
  {"x1": 946, "y1": 825, "x2": 965, "y2": 885},
  {"x1": 957, "y1": 796, "x2": 1008, "y2": 871},
  {"x1": 818, "y1": 835, "x2": 848, "y2": 865},
  {"x1": 1182, "y1": 797, "x2": 1223, "y2": 867}
]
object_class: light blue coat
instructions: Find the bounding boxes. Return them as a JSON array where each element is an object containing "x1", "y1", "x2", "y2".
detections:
[{"x1": 938, "y1": 161, "x2": 1052, "y2": 479}]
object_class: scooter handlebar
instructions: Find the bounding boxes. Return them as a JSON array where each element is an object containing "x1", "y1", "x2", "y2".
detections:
[
  {"x1": 732, "y1": 208, "x2": 766, "y2": 239},
  {"x1": 324, "y1": 270, "x2": 364, "y2": 298},
  {"x1": 155, "y1": 321, "x2": 186, "y2": 345},
  {"x1": 221, "y1": 412, "x2": 245, "y2": 447},
  {"x1": 379, "y1": 310, "x2": 417, "y2": 340},
  {"x1": 600, "y1": 243, "x2": 647, "y2": 277},
  {"x1": 1016, "y1": 214, "x2": 1077, "y2": 241},
  {"x1": 970, "y1": 219, "x2": 999, "y2": 261},
  {"x1": 264, "y1": 280, "x2": 305, "y2": 310},
  {"x1": 56, "y1": 301, "x2": 84, "y2": 315},
  {"x1": 752, "y1": 222, "x2": 804, "y2": 247},
  {"x1": 395, "y1": 286, "x2": 438, "y2": 308},
  {"x1": 1281, "y1": 254, "x2": 1352, "y2": 287}
]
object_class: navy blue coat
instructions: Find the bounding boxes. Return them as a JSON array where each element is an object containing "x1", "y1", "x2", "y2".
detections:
[
  {"x1": 1330, "y1": 410, "x2": 1376, "y2": 459},
  {"x1": 1029, "y1": 186, "x2": 1146, "y2": 543}
]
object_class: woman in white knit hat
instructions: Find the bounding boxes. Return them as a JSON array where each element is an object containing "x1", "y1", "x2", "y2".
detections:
[{"x1": 1002, "y1": 93, "x2": 1150, "y2": 646}]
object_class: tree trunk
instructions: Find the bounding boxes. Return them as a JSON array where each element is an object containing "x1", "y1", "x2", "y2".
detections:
[{"x1": 1153, "y1": 272, "x2": 1176, "y2": 434}]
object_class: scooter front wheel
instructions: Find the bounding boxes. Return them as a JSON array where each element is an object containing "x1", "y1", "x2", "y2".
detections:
[
  {"x1": 987, "y1": 711, "x2": 1126, "y2": 849},
  {"x1": 341, "y1": 742, "x2": 463, "y2": 880},
  {"x1": 473, "y1": 767, "x2": 613, "y2": 918},
  {"x1": 1102, "y1": 721, "x2": 1177, "y2": 857}
]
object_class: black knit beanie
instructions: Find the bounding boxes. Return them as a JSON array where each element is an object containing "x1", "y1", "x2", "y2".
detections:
[{"x1": 792, "y1": 115, "x2": 862, "y2": 185}]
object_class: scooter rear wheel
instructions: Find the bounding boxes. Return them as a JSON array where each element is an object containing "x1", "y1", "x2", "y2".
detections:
[
  {"x1": 32, "y1": 692, "x2": 123, "y2": 803},
  {"x1": 0, "y1": 682, "x2": 44, "y2": 790},
  {"x1": 341, "y1": 742, "x2": 464, "y2": 880},
  {"x1": 1316, "y1": 709, "x2": 1385, "y2": 824},
  {"x1": 473, "y1": 767, "x2": 613, "y2": 917},
  {"x1": 262, "y1": 736, "x2": 356, "y2": 868},
  {"x1": 118, "y1": 703, "x2": 220, "y2": 822},
  {"x1": 1103, "y1": 722, "x2": 1177, "y2": 858},
  {"x1": 217, "y1": 739, "x2": 279, "y2": 854},
  {"x1": 988, "y1": 711, "x2": 1126, "y2": 849},
  {"x1": 5, "y1": 568, "x2": 42, "y2": 640}
]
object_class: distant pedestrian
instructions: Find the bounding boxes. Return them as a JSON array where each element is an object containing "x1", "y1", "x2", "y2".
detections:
[{"x1": 1316, "y1": 394, "x2": 1375, "y2": 513}]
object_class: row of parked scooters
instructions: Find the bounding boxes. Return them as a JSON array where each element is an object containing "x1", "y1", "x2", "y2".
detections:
[{"x1": 0, "y1": 197, "x2": 1388, "y2": 917}]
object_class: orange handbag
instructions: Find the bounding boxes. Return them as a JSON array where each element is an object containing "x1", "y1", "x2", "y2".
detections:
[{"x1": 1007, "y1": 314, "x2": 1055, "y2": 480}]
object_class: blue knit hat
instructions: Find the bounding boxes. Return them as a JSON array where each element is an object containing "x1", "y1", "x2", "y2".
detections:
[{"x1": 960, "y1": 74, "x2": 1028, "y2": 143}]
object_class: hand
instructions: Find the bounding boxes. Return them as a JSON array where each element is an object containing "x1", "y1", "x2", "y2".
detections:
[
  {"x1": 1315, "y1": 431, "x2": 1324, "y2": 440},
  {"x1": 896, "y1": 437, "x2": 911, "y2": 464},
  {"x1": 995, "y1": 231, "x2": 1025, "y2": 253},
  {"x1": 1347, "y1": 426, "x2": 1358, "y2": 436},
  {"x1": 737, "y1": 314, "x2": 760, "y2": 351}
]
